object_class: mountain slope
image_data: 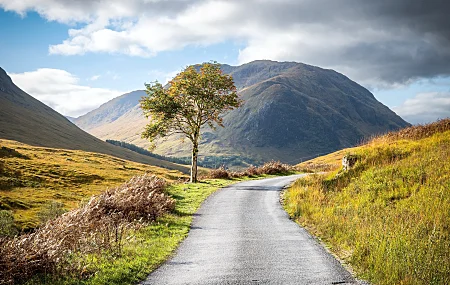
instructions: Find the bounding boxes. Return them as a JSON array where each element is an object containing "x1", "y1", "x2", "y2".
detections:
[
  {"x1": 74, "y1": 60, "x2": 410, "y2": 165},
  {"x1": 0, "y1": 139, "x2": 185, "y2": 229},
  {"x1": 213, "y1": 61, "x2": 409, "y2": 162},
  {"x1": 75, "y1": 90, "x2": 145, "y2": 131},
  {"x1": 0, "y1": 67, "x2": 188, "y2": 173}
]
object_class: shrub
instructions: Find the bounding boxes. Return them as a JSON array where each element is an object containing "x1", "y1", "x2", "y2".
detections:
[
  {"x1": 241, "y1": 165, "x2": 259, "y2": 176},
  {"x1": 0, "y1": 210, "x2": 18, "y2": 237},
  {"x1": 208, "y1": 167, "x2": 230, "y2": 179},
  {"x1": 207, "y1": 160, "x2": 292, "y2": 179},
  {"x1": 0, "y1": 174, "x2": 175, "y2": 285},
  {"x1": 37, "y1": 201, "x2": 67, "y2": 225},
  {"x1": 0, "y1": 147, "x2": 29, "y2": 159},
  {"x1": 257, "y1": 160, "x2": 291, "y2": 175}
]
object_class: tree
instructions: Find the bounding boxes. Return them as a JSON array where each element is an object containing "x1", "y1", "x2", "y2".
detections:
[{"x1": 140, "y1": 62, "x2": 241, "y2": 183}]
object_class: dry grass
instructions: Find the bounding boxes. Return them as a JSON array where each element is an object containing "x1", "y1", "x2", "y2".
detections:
[
  {"x1": 0, "y1": 175, "x2": 174, "y2": 285},
  {"x1": 207, "y1": 160, "x2": 293, "y2": 179},
  {"x1": 208, "y1": 167, "x2": 230, "y2": 179},
  {"x1": 377, "y1": 118, "x2": 450, "y2": 142},
  {"x1": 0, "y1": 139, "x2": 185, "y2": 230},
  {"x1": 295, "y1": 146, "x2": 361, "y2": 173},
  {"x1": 284, "y1": 119, "x2": 450, "y2": 285}
]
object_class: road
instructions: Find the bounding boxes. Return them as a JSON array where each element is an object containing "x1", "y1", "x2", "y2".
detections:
[{"x1": 142, "y1": 175, "x2": 357, "y2": 285}]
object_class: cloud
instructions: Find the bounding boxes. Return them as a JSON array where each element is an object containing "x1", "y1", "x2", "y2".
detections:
[
  {"x1": 393, "y1": 92, "x2": 450, "y2": 124},
  {"x1": 9, "y1": 68, "x2": 123, "y2": 117},
  {"x1": 2, "y1": 0, "x2": 450, "y2": 87},
  {"x1": 89, "y1": 75, "x2": 101, "y2": 81}
]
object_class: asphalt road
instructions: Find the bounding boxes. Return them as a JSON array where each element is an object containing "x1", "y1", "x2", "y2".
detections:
[{"x1": 142, "y1": 175, "x2": 357, "y2": 285}]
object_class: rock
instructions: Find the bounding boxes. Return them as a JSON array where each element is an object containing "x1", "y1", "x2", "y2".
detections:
[{"x1": 342, "y1": 154, "x2": 358, "y2": 171}]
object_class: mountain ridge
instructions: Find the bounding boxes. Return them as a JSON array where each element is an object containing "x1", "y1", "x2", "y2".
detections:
[
  {"x1": 0, "y1": 67, "x2": 188, "y2": 173},
  {"x1": 73, "y1": 60, "x2": 410, "y2": 166}
]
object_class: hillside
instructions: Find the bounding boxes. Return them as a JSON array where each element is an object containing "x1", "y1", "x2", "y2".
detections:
[
  {"x1": 285, "y1": 119, "x2": 450, "y2": 285},
  {"x1": 74, "y1": 90, "x2": 145, "y2": 131},
  {"x1": 74, "y1": 60, "x2": 409, "y2": 165},
  {"x1": 0, "y1": 139, "x2": 185, "y2": 230},
  {"x1": 0, "y1": 67, "x2": 188, "y2": 173}
]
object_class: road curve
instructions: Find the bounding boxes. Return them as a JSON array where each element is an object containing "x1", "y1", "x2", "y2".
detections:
[{"x1": 142, "y1": 175, "x2": 356, "y2": 285}]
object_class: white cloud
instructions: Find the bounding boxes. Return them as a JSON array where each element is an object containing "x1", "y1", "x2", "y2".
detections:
[
  {"x1": 89, "y1": 74, "x2": 101, "y2": 81},
  {"x1": 393, "y1": 92, "x2": 450, "y2": 124},
  {"x1": 9, "y1": 68, "x2": 123, "y2": 117},
  {"x1": 47, "y1": 1, "x2": 240, "y2": 57},
  {"x1": 2, "y1": 0, "x2": 450, "y2": 87}
]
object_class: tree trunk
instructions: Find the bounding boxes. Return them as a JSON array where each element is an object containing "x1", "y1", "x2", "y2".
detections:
[{"x1": 190, "y1": 141, "x2": 199, "y2": 183}]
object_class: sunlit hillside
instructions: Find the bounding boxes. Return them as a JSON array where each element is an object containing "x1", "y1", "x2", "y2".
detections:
[
  {"x1": 0, "y1": 139, "x2": 185, "y2": 230},
  {"x1": 286, "y1": 119, "x2": 450, "y2": 285}
]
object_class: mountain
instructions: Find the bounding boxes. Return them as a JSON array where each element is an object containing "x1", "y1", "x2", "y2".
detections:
[
  {"x1": 0, "y1": 67, "x2": 188, "y2": 173},
  {"x1": 74, "y1": 90, "x2": 145, "y2": 131},
  {"x1": 74, "y1": 60, "x2": 410, "y2": 165},
  {"x1": 65, "y1": 116, "x2": 76, "y2": 123}
]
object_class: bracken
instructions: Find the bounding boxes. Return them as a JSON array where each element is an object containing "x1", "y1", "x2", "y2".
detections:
[{"x1": 0, "y1": 174, "x2": 175, "y2": 285}]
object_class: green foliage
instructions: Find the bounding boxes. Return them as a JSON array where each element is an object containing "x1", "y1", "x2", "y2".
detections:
[
  {"x1": 106, "y1": 139, "x2": 190, "y2": 165},
  {"x1": 0, "y1": 210, "x2": 18, "y2": 237},
  {"x1": 141, "y1": 62, "x2": 241, "y2": 182},
  {"x1": 106, "y1": 139, "x2": 260, "y2": 168},
  {"x1": 37, "y1": 201, "x2": 67, "y2": 225},
  {"x1": 284, "y1": 127, "x2": 450, "y2": 285}
]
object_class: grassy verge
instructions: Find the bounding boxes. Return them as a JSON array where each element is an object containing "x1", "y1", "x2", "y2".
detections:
[
  {"x1": 27, "y1": 178, "x2": 235, "y2": 285},
  {"x1": 25, "y1": 175, "x2": 286, "y2": 285},
  {"x1": 285, "y1": 120, "x2": 450, "y2": 285},
  {"x1": 1, "y1": 139, "x2": 297, "y2": 284}
]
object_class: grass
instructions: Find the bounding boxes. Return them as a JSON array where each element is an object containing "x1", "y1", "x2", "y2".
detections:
[
  {"x1": 23, "y1": 178, "x2": 252, "y2": 285},
  {"x1": 285, "y1": 120, "x2": 450, "y2": 285},
  {"x1": 0, "y1": 139, "x2": 185, "y2": 230},
  {"x1": 1, "y1": 138, "x2": 288, "y2": 284}
]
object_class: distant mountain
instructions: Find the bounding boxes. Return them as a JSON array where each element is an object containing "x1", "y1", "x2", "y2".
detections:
[
  {"x1": 74, "y1": 90, "x2": 145, "y2": 131},
  {"x1": 74, "y1": 60, "x2": 410, "y2": 165},
  {"x1": 65, "y1": 116, "x2": 76, "y2": 123},
  {"x1": 0, "y1": 67, "x2": 188, "y2": 173}
]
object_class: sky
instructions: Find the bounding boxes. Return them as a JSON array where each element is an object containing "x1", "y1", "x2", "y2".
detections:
[{"x1": 1, "y1": 0, "x2": 450, "y2": 124}]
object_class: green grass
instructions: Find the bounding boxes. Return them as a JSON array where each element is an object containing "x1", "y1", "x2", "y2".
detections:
[
  {"x1": 0, "y1": 139, "x2": 185, "y2": 230},
  {"x1": 1, "y1": 139, "x2": 296, "y2": 284},
  {"x1": 285, "y1": 127, "x2": 450, "y2": 285},
  {"x1": 25, "y1": 178, "x2": 245, "y2": 285}
]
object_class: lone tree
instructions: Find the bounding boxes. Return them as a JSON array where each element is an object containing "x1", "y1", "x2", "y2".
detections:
[{"x1": 140, "y1": 62, "x2": 241, "y2": 183}]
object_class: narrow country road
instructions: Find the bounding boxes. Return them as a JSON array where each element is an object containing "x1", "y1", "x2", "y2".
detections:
[{"x1": 142, "y1": 175, "x2": 357, "y2": 285}]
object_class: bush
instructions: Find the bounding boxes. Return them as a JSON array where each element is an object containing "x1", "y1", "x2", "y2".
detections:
[
  {"x1": 207, "y1": 160, "x2": 292, "y2": 179},
  {"x1": 208, "y1": 167, "x2": 230, "y2": 179},
  {"x1": 0, "y1": 174, "x2": 175, "y2": 285},
  {"x1": 257, "y1": 160, "x2": 291, "y2": 175},
  {"x1": 0, "y1": 210, "x2": 18, "y2": 237},
  {"x1": 37, "y1": 201, "x2": 67, "y2": 225},
  {"x1": 241, "y1": 165, "x2": 259, "y2": 177}
]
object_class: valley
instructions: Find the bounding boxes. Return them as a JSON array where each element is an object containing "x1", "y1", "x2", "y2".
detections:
[
  {"x1": 2, "y1": 1, "x2": 449, "y2": 284},
  {"x1": 0, "y1": 61, "x2": 447, "y2": 285},
  {"x1": 73, "y1": 60, "x2": 409, "y2": 167}
]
